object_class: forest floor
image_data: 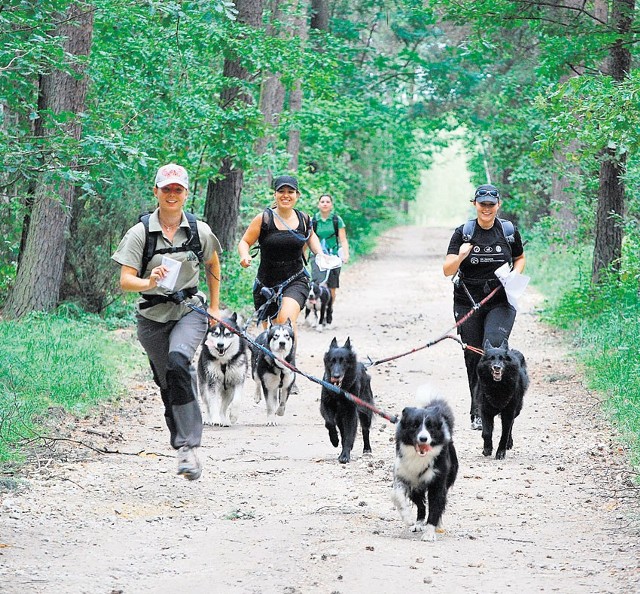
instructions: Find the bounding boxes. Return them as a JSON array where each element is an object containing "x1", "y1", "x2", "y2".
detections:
[{"x1": 1, "y1": 225, "x2": 639, "y2": 594}]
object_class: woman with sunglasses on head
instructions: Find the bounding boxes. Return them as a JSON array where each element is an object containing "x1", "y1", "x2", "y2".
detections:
[
  {"x1": 238, "y1": 174, "x2": 324, "y2": 333},
  {"x1": 112, "y1": 163, "x2": 222, "y2": 481},
  {"x1": 443, "y1": 184, "x2": 526, "y2": 430}
]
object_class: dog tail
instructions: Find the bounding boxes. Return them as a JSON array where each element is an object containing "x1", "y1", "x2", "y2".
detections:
[{"x1": 415, "y1": 383, "x2": 442, "y2": 408}]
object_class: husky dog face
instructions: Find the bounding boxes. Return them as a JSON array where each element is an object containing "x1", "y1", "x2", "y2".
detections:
[
  {"x1": 267, "y1": 319, "x2": 294, "y2": 358},
  {"x1": 204, "y1": 313, "x2": 240, "y2": 358}
]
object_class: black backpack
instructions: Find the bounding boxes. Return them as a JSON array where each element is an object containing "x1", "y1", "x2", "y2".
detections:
[
  {"x1": 138, "y1": 211, "x2": 203, "y2": 278},
  {"x1": 462, "y1": 218, "x2": 515, "y2": 245}
]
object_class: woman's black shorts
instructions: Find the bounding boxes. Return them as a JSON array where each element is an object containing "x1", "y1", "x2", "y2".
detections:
[{"x1": 253, "y1": 273, "x2": 310, "y2": 320}]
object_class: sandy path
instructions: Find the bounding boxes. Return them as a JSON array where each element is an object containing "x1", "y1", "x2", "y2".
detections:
[{"x1": 1, "y1": 225, "x2": 639, "y2": 594}]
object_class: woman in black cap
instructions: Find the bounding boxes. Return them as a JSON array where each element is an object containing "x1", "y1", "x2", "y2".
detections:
[
  {"x1": 238, "y1": 175, "x2": 324, "y2": 332},
  {"x1": 443, "y1": 184, "x2": 526, "y2": 430}
]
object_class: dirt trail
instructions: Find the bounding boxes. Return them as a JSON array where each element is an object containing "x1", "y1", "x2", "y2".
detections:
[{"x1": 1, "y1": 225, "x2": 639, "y2": 594}]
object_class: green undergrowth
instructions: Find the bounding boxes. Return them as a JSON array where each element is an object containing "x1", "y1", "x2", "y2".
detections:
[
  {"x1": 527, "y1": 233, "x2": 640, "y2": 470},
  {"x1": 0, "y1": 308, "x2": 144, "y2": 467}
]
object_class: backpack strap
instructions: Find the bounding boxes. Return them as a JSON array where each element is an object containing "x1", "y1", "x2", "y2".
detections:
[
  {"x1": 499, "y1": 218, "x2": 515, "y2": 243},
  {"x1": 139, "y1": 212, "x2": 203, "y2": 278},
  {"x1": 312, "y1": 214, "x2": 339, "y2": 237},
  {"x1": 184, "y1": 212, "x2": 204, "y2": 260},
  {"x1": 139, "y1": 214, "x2": 156, "y2": 279},
  {"x1": 462, "y1": 219, "x2": 475, "y2": 242},
  {"x1": 461, "y1": 218, "x2": 514, "y2": 244}
]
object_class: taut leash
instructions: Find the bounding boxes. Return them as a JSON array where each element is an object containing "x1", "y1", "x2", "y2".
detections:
[
  {"x1": 187, "y1": 303, "x2": 399, "y2": 424},
  {"x1": 365, "y1": 284, "x2": 501, "y2": 368}
]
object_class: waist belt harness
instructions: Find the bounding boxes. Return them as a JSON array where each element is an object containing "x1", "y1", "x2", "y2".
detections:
[{"x1": 140, "y1": 286, "x2": 201, "y2": 310}]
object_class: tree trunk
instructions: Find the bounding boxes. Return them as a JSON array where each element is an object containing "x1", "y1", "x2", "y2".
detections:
[
  {"x1": 592, "y1": 151, "x2": 626, "y2": 283},
  {"x1": 204, "y1": 0, "x2": 264, "y2": 251},
  {"x1": 310, "y1": 0, "x2": 329, "y2": 30},
  {"x1": 286, "y1": 0, "x2": 308, "y2": 170},
  {"x1": 591, "y1": 0, "x2": 634, "y2": 284},
  {"x1": 255, "y1": 0, "x2": 287, "y2": 184},
  {"x1": 4, "y1": 3, "x2": 94, "y2": 318},
  {"x1": 287, "y1": 78, "x2": 303, "y2": 170},
  {"x1": 204, "y1": 158, "x2": 244, "y2": 252}
]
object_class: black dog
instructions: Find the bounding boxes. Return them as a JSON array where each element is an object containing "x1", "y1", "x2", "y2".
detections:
[
  {"x1": 320, "y1": 337, "x2": 373, "y2": 463},
  {"x1": 391, "y1": 398, "x2": 458, "y2": 542},
  {"x1": 304, "y1": 282, "x2": 333, "y2": 331},
  {"x1": 475, "y1": 339, "x2": 529, "y2": 460}
]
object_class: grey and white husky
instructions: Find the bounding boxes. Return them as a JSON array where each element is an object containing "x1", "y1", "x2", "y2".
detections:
[
  {"x1": 197, "y1": 312, "x2": 248, "y2": 426},
  {"x1": 250, "y1": 319, "x2": 296, "y2": 426}
]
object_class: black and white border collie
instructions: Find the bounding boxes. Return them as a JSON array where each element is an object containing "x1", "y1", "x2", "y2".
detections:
[{"x1": 391, "y1": 397, "x2": 458, "y2": 542}]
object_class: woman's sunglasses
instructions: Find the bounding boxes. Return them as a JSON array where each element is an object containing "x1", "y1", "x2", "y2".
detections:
[{"x1": 475, "y1": 189, "x2": 500, "y2": 198}]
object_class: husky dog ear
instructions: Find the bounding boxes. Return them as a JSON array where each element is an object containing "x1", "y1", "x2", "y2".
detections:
[
  {"x1": 230, "y1": 312, "x2": 238, "y2": 323},
  {"x1": 285, "y1": 318, "x2": 293, "y2": 328},
  {"x1": 330, "y1": 337, "x2": 338, "y2": 348},
  {"x1": 344, "y1": 337, "x2": 351, "y2": 349},
  {"x1": 483, "y1": 339, "x2": 495, "y2": 351},
  {"x1": 499, "y1": 339, "x2": 509, "y2": 350}
]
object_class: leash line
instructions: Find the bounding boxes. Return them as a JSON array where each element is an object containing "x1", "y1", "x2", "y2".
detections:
[
  {"x1": 187, "y1": 303, "x2": 399, "y2": 424},
  {"x1": 365, "y1": 284, "x2": 502, "y2": 368}
]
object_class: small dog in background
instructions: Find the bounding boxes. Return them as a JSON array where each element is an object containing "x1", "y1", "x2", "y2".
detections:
[
  {"x1": 197, "y1": 312, "x2": 248, "y2": 427},
  {"x1": 250, "y1": 319, "x2": 296, "y2": 426},
  {"x1": 475, "y1": 339, "x2": 528, "y2": 460},
  {"x1": 391, "y1": 394, "x2": 458, "y2": 542},
  {"x1": 304, "y1": 282, "x2": 333, "y2": 331},
  {"x1": 320, "y1": 337, "x2": 373, "y2": 463}
]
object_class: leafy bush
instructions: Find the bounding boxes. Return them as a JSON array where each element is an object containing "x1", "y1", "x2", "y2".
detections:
[{"x1": 528, "y1": 225, "x2": 640, "y2": 469}]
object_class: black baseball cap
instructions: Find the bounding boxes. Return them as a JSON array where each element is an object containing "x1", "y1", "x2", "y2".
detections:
[
  {"x1": 273, "y1": 175, "x2": 299, "y2": 191},
  {"x1": 473, "y1": 184, "x2": 500, "y2": 204}
]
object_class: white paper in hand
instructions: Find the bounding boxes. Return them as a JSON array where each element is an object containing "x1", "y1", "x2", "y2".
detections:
[
  {"x1": 494, "y1": 262, "x2": 530, "y2": 311},
  {"x1": 315, "y1": 252, "x2": 342, "y2": 271},
  {"x1": 156, "y1": 256, "x2": 182, "y2": 292}
]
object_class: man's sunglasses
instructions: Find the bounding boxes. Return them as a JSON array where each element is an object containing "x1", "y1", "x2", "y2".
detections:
[{"x1": 475, "y1": 189, "x2": 499, "y2": 198}]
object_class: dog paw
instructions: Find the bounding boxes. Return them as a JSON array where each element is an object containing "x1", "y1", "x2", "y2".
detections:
[
  {"x1": 338, "y1": 452, "x2": 351, "y2": 464},
  {"x1": 362, "y1": 449, "x2": 373, "y2": 458},
  {"x1": 420, "y1": 525, "x2": 437, "y2": 542},
  {"x1": 495, "y1": 450, "x2": 506, "y2": 460},
  {"x1": 410, "y1": 520, "x2": 426, "y2": 533},
  {"x1": 482, "y1": 447, "x2": 492, "y2": 457},
  {"x1": 276, "y1": 404, "x2": 286, "y2": 416}
]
